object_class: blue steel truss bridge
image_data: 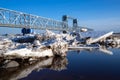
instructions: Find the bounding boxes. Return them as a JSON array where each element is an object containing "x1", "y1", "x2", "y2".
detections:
[{"x1": 0, "y1": 8, "x2": 92, "y2": 32}]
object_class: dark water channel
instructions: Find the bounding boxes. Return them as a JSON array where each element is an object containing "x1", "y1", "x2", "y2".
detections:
[{"x1": 0, "y1": 47, "x2": 120, "y2": 80}]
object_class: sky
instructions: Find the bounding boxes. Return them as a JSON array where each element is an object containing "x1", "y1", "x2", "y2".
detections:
[{"x1": 0, "y1": 0, "x2": 120, "y2": 34}]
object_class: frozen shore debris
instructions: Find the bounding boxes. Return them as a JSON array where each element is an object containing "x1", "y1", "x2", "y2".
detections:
[
  {"x1": 0, "y1": 30, "x2": 69, "y2": 58},
  {"x1": 86, "y1": 31, "x2": 113, "y2": 44},
  {"x1": 0, "y1": 30, "x2": 120, "y2": 59}
]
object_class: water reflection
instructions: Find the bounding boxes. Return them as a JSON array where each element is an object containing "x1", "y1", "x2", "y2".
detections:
[
  {"x1": 0, "y1": 45, "x2": 120, "y2": 80},
  {"x1": 0, "y1": 56, "x2": 68, "y2": 80},
  {"x1": 99, "y1": 44, "x2": 120, "y2": 55},
  {"x1": 98, "y1": 45, "x2": 113, "y2": 55},
  {"x1": 69, "y1": 45, "x2": 120, "y2": 55}
]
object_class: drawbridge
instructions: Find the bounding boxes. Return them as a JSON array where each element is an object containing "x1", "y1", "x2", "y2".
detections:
[{"x1": 0, "y1": 8, "x2": 91, "y2": 32}]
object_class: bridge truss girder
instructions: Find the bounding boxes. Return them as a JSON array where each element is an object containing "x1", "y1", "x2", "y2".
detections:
[{"x1": 0, "y1": 8, "x2": 71, "y2": 31}]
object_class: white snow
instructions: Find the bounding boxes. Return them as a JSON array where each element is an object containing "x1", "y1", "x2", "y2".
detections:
[{"x1": 4, "y1": 48, "x2": 53, "y2": 57}]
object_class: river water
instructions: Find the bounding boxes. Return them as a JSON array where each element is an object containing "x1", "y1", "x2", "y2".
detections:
[
  {"x1": 0, "y1": 47, "x2": 120, "y2": 80},
  {"x1": 19, "y1": 47, "x2": 120, "y2": 80}
]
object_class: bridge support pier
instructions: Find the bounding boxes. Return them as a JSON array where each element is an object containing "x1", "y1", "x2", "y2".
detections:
[{"x1": 21, "y1": 28, "x2": 33, "y2": 35}]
